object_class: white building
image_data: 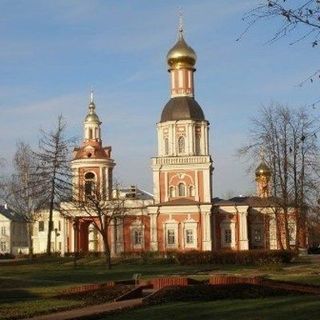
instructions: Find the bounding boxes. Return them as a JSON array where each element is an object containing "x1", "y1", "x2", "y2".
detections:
[{"x1": 0, "y1": 204, "x2": 28, "y2": 255}]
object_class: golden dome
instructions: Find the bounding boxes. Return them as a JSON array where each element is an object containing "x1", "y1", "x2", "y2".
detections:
[
  {"x1": 255, "y1": 161, "x2": 271, "y2": 177},
  {"x1": 85, "y1": 101, "x2": 101, "y2": 124},
  {"x1": 167, "y1": 31, "x2": 197, "y2": 69}
]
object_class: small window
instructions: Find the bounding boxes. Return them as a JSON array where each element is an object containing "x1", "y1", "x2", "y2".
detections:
[
  {"x1": 0, "y1": 241, "x2": 6, "y2": 251},
  {"x1": 196, "y1": 135, "x2": 201, "y2": 155},
  {"x1": 1, "y1": 226, "x2": 6, "y2": 235},
  {"x1": 85, "y1": 172, "x2": 95, "y2": 179},
  {"x1": 89, "y1": 128, "x2": 93, "y2": 139},
  {"x1": 178, "y1": 136, "x2": 185, "y2": 154},
  {"x1": 167, "y1": 229, "x2": 175, "y2": 245},
  {"x1": 169, "y1": 186, "x2": 175, "y2": 198},
  {"x1": 189, "y1": 186, "x2": 195, "y2": 197},
  {"x1": 224, "y1": 229, "x2": 232, "y2": 244},
  {"x1": 164, "y1": 138, "x2": 169, "y2": 155},
  {"x1": 59, "y1": 242, "x2": 62, "y2": 251},
  {"x1": 253, "y1": 229, "x2": 262, "y2": 242},
  {"x1": 133, "y1": 230, "x2": 143, "y2": 245},
  {"x1": 39, "y1": 221, "x2": 44, "y2": 232},
  {"x1": 178, "y1": 183, "x2": 186, "y2": 197},
  {"x1": 58, "y1": 220, "x2": 61, "y2": 231},
  {"x1": 84, "y1": 172, "x2": 95, "y2": 197},
  {"x1": 186, "y1": 229, "x2": 194, "y2": 244}
]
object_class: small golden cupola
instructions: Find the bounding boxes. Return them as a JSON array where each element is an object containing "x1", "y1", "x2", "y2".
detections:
[
  {"x1": 165, "y1": 15, "x2": 197, "y2": 100},
  {"x1": 255, "y1": 161, "x2": 271, "y2": 198},
  {"x1": 167, "y1": 26, "x2": 197, "y2": 70},
  {"x1": 84, "y1": 90, "x2": 101, "y2": 142}
]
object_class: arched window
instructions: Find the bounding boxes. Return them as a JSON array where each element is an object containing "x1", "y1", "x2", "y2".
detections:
[
  {"x1": 169, "y1": 186, "x2": 175, "y2": 198},
  {"x1": 84, "y1": 172, "x2": 95, "y2": 197},
  {"x1": 178, "y1": 136, "x2": 185, "y2": 154},
  {"x1": 89, "y1": 128, "x2": 93, "y2": 139},
  {"x1": 189, "y1": 186, "x2": 195, "y2": 197},
  {"x1": 196, "y1": 135, "x2": 201, "y2": 155},
  {"x1": 178, "y1": 183, "x2": 186, "y2": 197},
  {"x1": 164, "y1": 138, "x2": 169, "y2": 155}
]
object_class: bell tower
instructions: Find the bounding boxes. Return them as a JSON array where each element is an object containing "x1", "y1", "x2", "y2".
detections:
[
  {"x1": 149, "y1": 17, "x2": 213, "y2": 252},
  {"x1": 255, "y1": 161, "x2": 271, "y2": 198},
  {"x1": 71, "y1": 91, "x2": 115, "y2": 201}
]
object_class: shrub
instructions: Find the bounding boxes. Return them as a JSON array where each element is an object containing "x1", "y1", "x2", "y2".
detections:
[
  {"x1": 0, "y1": 253, "x2": 15, "y2": 260},
  {"x1": 174, "y1": 250, "x2": 297, "y2": 266}
]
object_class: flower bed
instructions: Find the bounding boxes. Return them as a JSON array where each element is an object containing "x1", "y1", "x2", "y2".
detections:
[
  {"x1": 144, "y1": 283, "x2": 308, "y2": 305},
  {"x1": 58, "y1": 285, "x2": 133, "y2": 305}
]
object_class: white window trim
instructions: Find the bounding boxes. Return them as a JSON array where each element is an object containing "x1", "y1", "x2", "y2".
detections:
[
  {"x1": 164, "y1": 221, "x2": 179, "y2": 249},
  {"x1": 221, "y1": 221, "x2": 236, "y2": 249},
  {"x1": 178, "y1": 182, "x2": 186, "y2": 197},
  {"x1": 130, "y1": 220, "x2": 145, "y2": 249},
  {"x1": 183, "y1": 221, "x2": 198, "y2": 249}
]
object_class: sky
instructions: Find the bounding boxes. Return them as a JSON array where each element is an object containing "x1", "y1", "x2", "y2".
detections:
[{"x1": 0, "y1": 0, "x2": 319, "y2": 198}]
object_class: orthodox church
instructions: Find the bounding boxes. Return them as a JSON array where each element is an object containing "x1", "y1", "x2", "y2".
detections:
[{"x1": 30, "y1": 23, "x2": 304, "y2": 255}]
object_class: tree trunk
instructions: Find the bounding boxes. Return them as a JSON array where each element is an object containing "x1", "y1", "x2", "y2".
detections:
[
  {"x1": 275, "y1": 211, "x2": 284, "y2": 250},
  {"x1": 27, "y1": 222, "x2": 34, "y2": 259},
  {"x1": 103, "y1": 235, "x2": 111, "y2": 269},
  {"x1": 46, "y1": 177, "x2": 56, "y2": 256}
]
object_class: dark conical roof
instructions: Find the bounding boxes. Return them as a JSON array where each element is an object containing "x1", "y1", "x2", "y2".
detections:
[{"x1": 160, "y1": 96, "x2": 205, "y2": 122}]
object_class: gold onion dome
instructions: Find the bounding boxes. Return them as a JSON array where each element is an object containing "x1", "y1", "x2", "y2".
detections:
[
  {"x1": 85, "y1": 101, "x2": 100, "y2": 124},
  {"x1": 255, "y1": 161, "x2": 271, "y2": 177},
  {"x1": 167, "y1": 30, "x2": 197, "y2": 69}
]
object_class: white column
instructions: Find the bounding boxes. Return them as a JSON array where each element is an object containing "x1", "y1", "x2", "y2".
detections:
[
  {"x1": 164, "y1": 172, "x2": 168, "y2": 202},
  {"x1": 203, "y1": 168, "x2": 211, "y2": 202},
  {"x1": 204, "y1": 125, "x2": 209, "y2": 155},
  {"x1": 188, "y1": 123, "x2": 192, "y2": 155},
  {"x1": 171, "y1": 124, "x2": 175, "y2": 156},
  {"x1": 105, "y1": 168, "x2": 109, "y2": 200},
  {"x1": 195, "y1": 170, "x2": 199, "y2": 201},
  {"x1": 201, "y1": 211, "x2": 212, "y2": 251},
  {"x1": 238, "y1": 210, "x2": 249, "y2": 250},
  {"x1": 157, "y1": 126, "x2": 161, "y2": 156},
  {"x1": 153, "y1": 169, "x2": 160, "y2": 203},
  {"x1": 150, "y1": 212, "x2": 158, "y2": 251},
  {"x1": 99, "y1": 166, "x2": 103, "y2": 197},
  {"x1": 61, "y1": 217, "x2": 66, "y2": 256}
]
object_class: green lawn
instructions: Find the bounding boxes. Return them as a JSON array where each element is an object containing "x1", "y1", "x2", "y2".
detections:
[
  {"x1": 0, "y1": 255, "x2": 319, "y2": 319},
  {"x1": 100, "y1": 296, "x2": 320, "y2": 320}
]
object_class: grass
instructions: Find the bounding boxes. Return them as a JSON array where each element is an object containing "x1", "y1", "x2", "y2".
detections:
[
  {"x1": 0, "y1": 255, "x2": 319, "y2": 319},
  {"x1": 100, "y1": 296, "x2": 320, "y2": 320}
]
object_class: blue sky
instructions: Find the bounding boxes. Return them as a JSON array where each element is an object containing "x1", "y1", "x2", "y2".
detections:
[{"x1": 0, "y1": 0, "x2": 319, "y2": 197}]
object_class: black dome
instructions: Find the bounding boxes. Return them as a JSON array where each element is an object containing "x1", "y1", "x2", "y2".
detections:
[{"x1": 160, "y1": 96, "x2": 205, "y2": 122}]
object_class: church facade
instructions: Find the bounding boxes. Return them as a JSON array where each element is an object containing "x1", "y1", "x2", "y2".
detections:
[{"x1": 31, "y1": 24, "x2": 305, "y2": 255}]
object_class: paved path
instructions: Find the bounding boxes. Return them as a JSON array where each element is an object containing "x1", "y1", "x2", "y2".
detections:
[{"x1": 25, "y1": 298, "x2": 143, "y2": 320}]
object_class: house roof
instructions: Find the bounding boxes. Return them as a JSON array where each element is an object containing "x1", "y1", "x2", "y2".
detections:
[
  {"x1": 0, "y1": 205, "x2": 26, "y2": 222},
  {"x1": 213, "y1": 196, "x2": 285, "y2": 208}
]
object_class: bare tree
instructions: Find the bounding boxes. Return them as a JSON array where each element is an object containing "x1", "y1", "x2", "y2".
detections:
[
  {"x1": 64, "y1": 183, "x2": 126, "y2": 269},
  {"x1": 243, "y1": 1, "x2": 320, "y2": 45},
  {"x1": 242, "y1": 1, "x2": 320, "y2": 88},
  {"x1": 4, "y1": 142, "x2": 45, "y2": 257},
  {"x1": 239, "y1": 103, "x2": 320, "y2": 249},
  {"x1": 35, "y1": 115, "x2": 73, "y2": 255},
  {"x1": 0, "y1": 157, "x2": 6, "y2": 202}
]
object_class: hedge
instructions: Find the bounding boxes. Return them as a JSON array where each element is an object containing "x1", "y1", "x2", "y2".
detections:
[{"x1": 174, "y1": 250, "x2": 297, "y2": 265}]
